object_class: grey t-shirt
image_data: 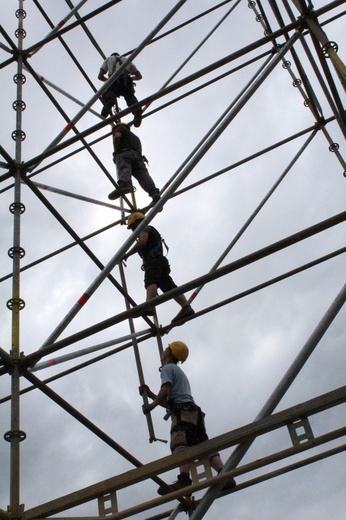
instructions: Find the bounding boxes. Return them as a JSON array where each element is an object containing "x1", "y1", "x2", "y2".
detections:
[{"x1": 160, "y1": 363, "x2": 194, "y2": 403}]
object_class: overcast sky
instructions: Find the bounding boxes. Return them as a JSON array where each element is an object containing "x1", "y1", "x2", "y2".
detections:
[{"x1": 0, "y1": 1, "x2": 345, "y2": 519}]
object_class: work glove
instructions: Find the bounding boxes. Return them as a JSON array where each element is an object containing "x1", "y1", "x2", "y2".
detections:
[
  {"x1": 142, "y1": 403, "x2": 153, "y2": 415},
  {"x1": 139, "y1": 384, "x2": 150, "y2": 396}
]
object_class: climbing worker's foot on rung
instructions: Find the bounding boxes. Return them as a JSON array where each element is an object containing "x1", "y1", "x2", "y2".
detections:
[
  {"x1": 133, "y1": 110, "x2": 142, "y2": 128},
  {"x1": 151, "y1": 193, "x2": 160, "y2": 204},
  {"x1": 108, "y1": 186, "x2": 133, "y2": 200},
  {"x1": 220, "y1": 475, "x2": 236, "y2": 491},
  {"x1": 171, "y1": 305, "x2": 195, "y2": 324},
  {"x1": 157, "y1": 474, "x2": 192, "y2": 496},
  {"x1": 101, "y1": 102, "x2": 113, "y2": 118}
]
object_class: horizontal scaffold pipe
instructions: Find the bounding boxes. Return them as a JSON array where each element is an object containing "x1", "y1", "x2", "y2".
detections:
[
  {"x1": 21, "y1": 386, "x2": 346, "y2": 519},
  {"x1": 26, "y1": 0, "x2": 123, "y2": 55},
  {"x1": 0, "y1": 330, "x2": 153, "y2": 391},
  {"x1": 125, "y1": 0, "x2": 235, "y2": 53},
  {"x1": 25, "y1": 34, "x2": 298, "y2": 365},
  {"x1": 21, "y1": 176, "x2": 142, "y2": 309},
  {"x1": 181, "y1": 247, "x2": 346, "y2": 324},
  {"x1": 0, "y1": 48, "x2": 272, "y2": 184},
  {"x1": 190, "y1": 280, "x2": 346, "y2": 519},
  {"x1": 21, "y1": 20, "x2": 304, "y2": 172},
  {"x1": 22, "y1": 369, "x2": 190, "y2": 513},
  {"x1": 23, "y1": 210, "x2": 346, "y2": 367},
  {"x1": 5, "y1": 244, "x2": 341, "y2": 380},
  {"x1": 0, "y1": 219, "x2": 123, "y2": 283}
]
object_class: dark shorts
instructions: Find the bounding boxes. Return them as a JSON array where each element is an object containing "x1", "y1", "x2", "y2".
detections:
[
  {"x1": 144, "y1": 256, "x2": 177, "y2": 292},
  {"x1": 103, "y1": 73, "x2": 136, "y2": 104},
  {"x1": 169, "y1": 402, "x2": 209, "y2": 453}
]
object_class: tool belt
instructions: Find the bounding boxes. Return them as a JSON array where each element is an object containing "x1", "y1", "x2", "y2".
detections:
[{"x1": 169, "y1": 400, "x2": 198, "y2": 413}]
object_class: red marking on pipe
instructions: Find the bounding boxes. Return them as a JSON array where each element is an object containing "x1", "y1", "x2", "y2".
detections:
[
  {"x1": 190, "y1": 292, "x2": 197, "y2": 301},
  {"x1": 42, "y1": 185, "x2": 47, "y2": 190},
  {"x1": 48, "y1": 359, "x2": 56, "y2": 366},
  {"x1": 78, "y1": 293, "x2": 89, "y2": 306},
  {"x1": 163, "y1": 183, "x2": 170, "y2": 189},
  {"x1": 39, "y1": 75, "x2": 44, "y2": 81},
  {"x1": 65, "y1": 122, "x2": 73, "y2": 131},
  {"x1": 58, "y1": 20, "x2": 66, "y2": 28}
]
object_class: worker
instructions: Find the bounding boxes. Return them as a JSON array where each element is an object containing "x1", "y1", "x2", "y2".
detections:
[
  {"x1": 98, "y1": 52, "x2": 143, "y2": 127},
  {"x1": 123, "y1": 213, "x2": 195, "y2": 323},
  {"x1": 140, "y1": 341, "x2": 236, "y2": 495},
  {"x1": 108, "y1": 123, "x2": 160, "y2": 203}
]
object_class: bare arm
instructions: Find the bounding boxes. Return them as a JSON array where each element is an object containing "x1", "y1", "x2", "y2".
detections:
[
  {"x1": 98, "y1": 67, "x2": 108, "y2": 81},
  {"x1": 124, "y1": 230, "x2": 149, "y2": 260},
  {"x1": 142, "y1": 383, "x2": 171, "y2": 414},
  {"x1": 131, "y1": 70, "x2": 142, "y2": 81}
]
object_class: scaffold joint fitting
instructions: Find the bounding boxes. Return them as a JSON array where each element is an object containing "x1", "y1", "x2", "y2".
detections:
[{"x1": 4, "y1": 430, "x2": 26, "y2": 443}]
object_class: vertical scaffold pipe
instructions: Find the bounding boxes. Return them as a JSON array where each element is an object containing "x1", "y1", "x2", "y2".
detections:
[
  {"x1": 118, "y1": 263, "x2": 158, "y2": 444},
  {"x1": 9, "y1": 2, "x2": 26, "y2": 517},
  {"x1": 190, "y1": 282, "x2": 346, "y2": 519}
]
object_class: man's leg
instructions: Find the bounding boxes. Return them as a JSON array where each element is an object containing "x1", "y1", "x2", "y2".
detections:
[
  {"x1": 101, "y1": 82, "x2": 119, "y2": 117},
  {"x1": 132, "y1": 159, "x2": 160, "y2": 200},
  {"x1": 108, "y1": 152, "x2": 134, "y2": 200},
  {"x1": 146, "y1": 283, "x2": 158, "y2": 301},
  {"x1": 123, "y1": 84, "x2": 142, "y2": 127}
]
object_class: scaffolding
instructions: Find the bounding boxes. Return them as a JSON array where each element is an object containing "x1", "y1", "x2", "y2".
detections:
[{"x1": 0, "y1": 1, "x2": 345, "y2": 519}]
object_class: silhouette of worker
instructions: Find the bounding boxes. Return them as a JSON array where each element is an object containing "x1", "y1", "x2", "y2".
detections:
[
  {"x1": 140, "y1": 341, "x2": 236, "y2": 495},
  {"x1": 98, "y1": 52, "x2": 142, "y2": 127},
  {"x1": 108, "y1": 123, "x2": 160, "y2": 204},
  {"x1": 123, "y1": 212, "x2": 195, "y2": 323}
]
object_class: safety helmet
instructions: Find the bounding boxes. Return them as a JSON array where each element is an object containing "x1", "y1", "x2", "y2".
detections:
[
  {"x1": 169, "y1": 341, "x2": 189, "y2": 363},
  {"x1": 127, "y1": 212, "x2": 145, "y2": 229}
]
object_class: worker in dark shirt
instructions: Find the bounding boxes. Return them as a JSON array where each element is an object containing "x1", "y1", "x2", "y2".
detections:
[
  {"x1": 123, "y1": 212, "x2": 195, "y2": 322},
  {"x1": 108, "y1": 123, "x2": 160, "y2": 205}
]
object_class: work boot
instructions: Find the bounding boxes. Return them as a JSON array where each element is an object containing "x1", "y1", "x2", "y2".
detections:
[
  {"x1": 171, "y1": 304, "x2": 195, "y2": 324},
  {"x1": 157, "y1": 473, "x2": 192, "y2": 496},
  {"x1": 108, "y1": 185, "x2": 133, "y2": 200},
  {"x1": 218, "y1": 470, "x2": 236, "y2": 491},
  {"x1": 133, "y1": 109, "x2": 142, "y2": 128},
  {"x1": 151, "y1": 193, "x2": 160, "y2": 204},
  {"x1": 151, "y1": 193, "x2": 163, "y2": 212},
  {"x1": 101, "y1": 102, "x2": 113, "y2": 118}
]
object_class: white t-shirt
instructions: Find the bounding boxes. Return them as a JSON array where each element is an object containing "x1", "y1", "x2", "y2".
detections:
[{"x1": 101, "y1": 55, "x2": 138, "y2": 77}]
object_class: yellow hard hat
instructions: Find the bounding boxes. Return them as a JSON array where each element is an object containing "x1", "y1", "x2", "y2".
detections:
[
  {"x1": 169, "y1": 341, "x2": 189, "y2": 363},
  {"x1": 127, "y1": 212, "x2": 145, "y2": 229}
]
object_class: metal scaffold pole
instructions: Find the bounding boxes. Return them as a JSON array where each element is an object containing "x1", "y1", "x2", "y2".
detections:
[
  {"x1": 7, "y1": 2, "x2": 26, "y2": 518},
  {"x1": 0, "y1": 2, "x2": 345, "y2": 519},
  {"x1": 190, "y1": 283, "x2": 346, "y2": 519}
]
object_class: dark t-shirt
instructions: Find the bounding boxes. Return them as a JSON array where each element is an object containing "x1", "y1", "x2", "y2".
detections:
[
  {"x1": 117, "y1": 126, "x2": 142, "y2": 155},
  {"x1": 140, "y1": 226, "x2": 163, "y2": 262}
]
